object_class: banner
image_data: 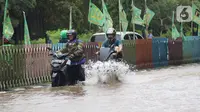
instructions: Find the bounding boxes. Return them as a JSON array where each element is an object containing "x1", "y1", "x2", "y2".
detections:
[
  {"x1": 131, "y1": 0, "x2": 144, "y2": 26},
  {"x1": 3, "y1": 0, "x2": 14, "y2": 40},
  {"x1": 23, "y1": 11, "x2": 31, "y2": 45},
  {"x1": 143, "y1": 7, "x2": 155, "y2": 25},
  {"x1": 88, "y1": 1, "x2": 105, "y2": 26},
  {"x1": 119, "y1": 0, "x2": 128, "y2": 34},
  {"x1": 172, "y1": 11, "x2": 180, "y2": 40},
  {"x1": 102, "y1": 0, "x2": 113, "y2": 32}
]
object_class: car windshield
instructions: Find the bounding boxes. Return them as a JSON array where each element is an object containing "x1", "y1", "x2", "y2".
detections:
[{"x1": 91, "y1": 34, "x2": 121, "y2": 42}]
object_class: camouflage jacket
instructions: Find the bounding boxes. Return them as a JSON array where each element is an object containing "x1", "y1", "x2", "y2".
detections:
[{"x1": 60, "y1": 39, "x2": 85, "y2": 64}]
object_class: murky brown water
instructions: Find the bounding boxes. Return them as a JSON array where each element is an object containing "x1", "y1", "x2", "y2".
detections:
[{"x1": 1, "y1": 63, "x2": 200, "y2": 112}]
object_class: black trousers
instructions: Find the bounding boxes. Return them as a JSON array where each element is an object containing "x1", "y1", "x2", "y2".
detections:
[{"x1": 66, "y1": 64, "x2": 85, "y2": 85}]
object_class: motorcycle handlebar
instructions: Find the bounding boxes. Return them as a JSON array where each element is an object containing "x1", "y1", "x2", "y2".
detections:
[
  {"x1": 52, "y1": 52, "x2": 68, "y2": 59},
  {"x1": 46, "y1": 47, "x2": 52, "y2": 51}
]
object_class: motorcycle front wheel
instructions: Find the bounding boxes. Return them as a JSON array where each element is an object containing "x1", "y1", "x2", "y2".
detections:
[{"x1": 51, "y1": 72, "x2": 66, "y2": 87}]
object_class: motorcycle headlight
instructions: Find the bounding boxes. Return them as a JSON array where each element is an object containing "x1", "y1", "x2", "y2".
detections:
[{"x1": 51, "y1": 59, "x2": 65, "y2": 64}]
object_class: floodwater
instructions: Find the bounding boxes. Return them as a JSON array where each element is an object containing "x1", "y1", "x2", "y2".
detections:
[{"x1": 0, "y1": 61, "x2": 200, "y2": 112}]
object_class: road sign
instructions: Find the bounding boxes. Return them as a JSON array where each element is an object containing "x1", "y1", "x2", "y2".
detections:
[{"x1": 176, "y1": 6, "x2": 192, "y2": 22}]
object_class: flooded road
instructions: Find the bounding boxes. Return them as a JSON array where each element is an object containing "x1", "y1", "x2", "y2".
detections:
[{"x1": 0, "y1": 62, "x2": 200, "y2": 112}]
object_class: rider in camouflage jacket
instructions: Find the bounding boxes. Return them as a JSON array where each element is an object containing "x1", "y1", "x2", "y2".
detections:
[{"x1": 59, "y1": 30, "x2": 86, "y2": 65}]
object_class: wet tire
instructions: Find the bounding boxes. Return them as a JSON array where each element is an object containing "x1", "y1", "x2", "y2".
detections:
[
  {"x1": 51, "y1": 72, "x2": 66, "y2": 87},
  {"x1": 78, "y1": 67, "x2": 85, "y2": 81}
]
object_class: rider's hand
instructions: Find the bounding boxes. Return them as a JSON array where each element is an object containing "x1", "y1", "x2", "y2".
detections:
[
  {"x1": 114, "y1": 46, "x2": 120, "y2": 53},
  {"x1": 112, "y1": 53, "x2": 117, "y2": 56},
  {"x1": 95, "y1": 51, "x2": 100, "y2": 55},
  {"x1": 66, "y1": 59, "x2": 71, "y2": 65}
]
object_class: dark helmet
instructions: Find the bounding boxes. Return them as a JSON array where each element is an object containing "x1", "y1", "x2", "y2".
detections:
[
  {"x1": 67, "y1": 29, "x2": 77, "y2": 39},
  {"x1": 106, "y1": 28, "x2": 116, "y2": 40}
]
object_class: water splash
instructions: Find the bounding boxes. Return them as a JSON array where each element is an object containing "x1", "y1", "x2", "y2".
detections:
[{"x1": 84, "y1": 60, "x2": 132, "y2": 85}]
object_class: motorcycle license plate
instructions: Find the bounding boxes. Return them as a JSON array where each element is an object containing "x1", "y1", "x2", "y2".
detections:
[{"x1": 52, "y1": 73, "x2": 57, "y2": 77}]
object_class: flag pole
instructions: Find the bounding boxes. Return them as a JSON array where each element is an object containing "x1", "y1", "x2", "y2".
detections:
[
  {"x1": 133, "y1": 21, "x2": 135, "y2": 39},
  {"x1": 69, "y1": 6, "x2": 72, "y2": 30},
  {"x1": 2, "y1": 0, "x2": 8, "y2": 46},
  {"x1": 181, "y1": 21, "x2": 183, "y2": 37},
  {"x1": 2, "y1": 36, "x2": 4, "y2": 46},
  {"x1": 120, "y1": 21, "x2": 122, "y2": 38},
  {"x1": 23, "y1": 11, "x2": 26, "y2": 45},
  {"x1": 144, "y1": 0, "x2": 148, "y2": 39},
  {"x1": 180, "y1": 5, "x2": 183, "y2": 37},
  {"x1": 172, "y1": 11, "x2": 174, "y2": 39},
  {"x1": 132, "y1": 0, "x2": 136, "y2": 39},
  {"x1": 191, "y1": 0, "x2": 194, "y2": 35},
  {"x1": 88, "y1": 0, "x2": 91, "y2": 31},
  {"x1": 119, "y1": 0, "x2": 121, "y2": 38}
]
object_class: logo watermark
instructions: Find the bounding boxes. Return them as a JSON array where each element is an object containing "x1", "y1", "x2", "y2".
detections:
[{"x1": 176, "y1": 6, "x2": 192, "y2": 22}]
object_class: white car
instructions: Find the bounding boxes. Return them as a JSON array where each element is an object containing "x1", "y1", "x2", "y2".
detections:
[{"x1": 90, "y1": 31, "x2": 144, "y2": 42}]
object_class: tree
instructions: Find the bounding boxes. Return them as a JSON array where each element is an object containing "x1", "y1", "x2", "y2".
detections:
[
  {"x1": 36, "y1": 0, "x2": 86, "y2": 33},
  {"x1": 1, "y1": 0, "x2": 200, "y2": 37},
  {"x1": 0, "y1": 0, "x2": 36, "y2": 27}
]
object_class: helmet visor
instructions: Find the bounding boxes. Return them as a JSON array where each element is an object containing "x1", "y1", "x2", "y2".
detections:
[
  {"x1": 67, "y1": 33, "x2": 72, "y2": 36},
  {"x1": 107, "y1": 34, "x2": 115, "y2": 39}
]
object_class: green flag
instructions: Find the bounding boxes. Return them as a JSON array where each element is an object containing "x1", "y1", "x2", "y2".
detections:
[
  {"x1": 172, "y1": 25, "x2": 180, "y2": 40},
  {"x1": 119, "y1": 0, "x2": 128, "y2": 34},
  {"x1": 3, "y1": 0, "x2": 14, "y2": 40},
  {"x1": 102, "y1": 0, "x2": 113, "y2": 32},
  {"x1": 143, "y1": 7, "x2": 155, "y2": 25},
  {"x1": 180, "y1": 21, "x2": 186, "y2": 40},
  {"x1": 131, "y1": 0, "x2": 144, "y2": 26},
  {"x1": 23, "y1": 11, "x2": 31, "y2": 45},
  {"x1": 88, "y1": 0, "x2": 105, "y2": 26},
  {"x1": 172, "y1": 11, "x2": 180, "y2": 40},
  {"x1": 192, "y1": 3, "x2": 200, "y2": 25}
]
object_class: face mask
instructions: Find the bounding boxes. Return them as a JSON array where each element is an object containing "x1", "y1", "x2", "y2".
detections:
[
  {"x1": 107, "y1": 34, "x2": 114, "y2": 40},
  {"x1": 68, "y1": 35, "x2": 74, "y2": 40}
]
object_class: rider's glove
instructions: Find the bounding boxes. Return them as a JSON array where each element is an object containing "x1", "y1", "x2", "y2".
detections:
[
  {"x1": 66, "y1": 59, "x2": 71, "y2": 65},
  {"x1": 114, "y1": 46, "x2": 119, "y2": 53}
]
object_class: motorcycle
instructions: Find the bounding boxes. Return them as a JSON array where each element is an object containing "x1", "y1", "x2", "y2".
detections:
[
  {"x1": 96, "y1": 45, "x2": 123, "y2": 84},
  {"x1": 47, "y1": 47, "x2": 85, "y2": 87},
  {"x1": 99, "y1": 44, "x2": 122, "y2": 62}
]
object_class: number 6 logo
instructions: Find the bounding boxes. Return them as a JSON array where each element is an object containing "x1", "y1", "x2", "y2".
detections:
[{"x1": 176, "y1": 6, "x2": 192, "y2": 22}]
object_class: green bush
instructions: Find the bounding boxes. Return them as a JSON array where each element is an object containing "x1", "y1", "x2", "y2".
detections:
[
  {"x1": 16, "y1": 38, "x2": 45, "y2": 44},
  {"x1": 161, "y1": 27, "x2": 193, "y2": 39},
  {"x1": 46, "y1": 29, "x2": 65, "y2": 44},
  {"x1": 31, "y1": 38, "x2": 46, "y2": 44},
  {"x1": 161, "y1": 29, "x2": 172, "y2": 38},
  {"x1": 185, "y1": 30, "x2": 192, "y2": 36},
  {"x1": 46, "y1": 29, "x2": 93, "y2": 43},
  {"x1": 78, "y1": 32, "x2": 93, "y2": 42},
  {"x1": 135, "y1": 30, "x2": 142, "y2": 35}
]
